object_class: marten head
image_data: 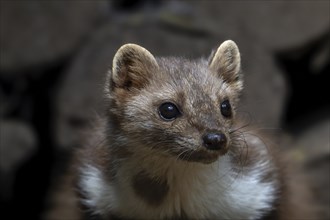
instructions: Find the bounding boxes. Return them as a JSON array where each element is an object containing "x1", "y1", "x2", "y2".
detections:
[{"x1": 105, "y1": 41, "x2": 242, "y2": 164}]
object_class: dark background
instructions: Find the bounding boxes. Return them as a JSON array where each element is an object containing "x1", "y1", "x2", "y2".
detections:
[{"x1": 0, "y1": 0, "x2": 329, "y2": 219}]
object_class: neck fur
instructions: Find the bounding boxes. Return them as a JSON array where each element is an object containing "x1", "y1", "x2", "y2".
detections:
[{"x1": 80, "y1": 134, "x2": 279, "y2": 219}]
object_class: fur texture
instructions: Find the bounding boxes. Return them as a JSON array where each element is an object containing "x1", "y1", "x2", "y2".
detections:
[
  {"x1": 73, "y1": 41, "x2": 314, "y2": 220},
  {"x1": 80, "y1": 134, "x2": 278, "y2": 219}
]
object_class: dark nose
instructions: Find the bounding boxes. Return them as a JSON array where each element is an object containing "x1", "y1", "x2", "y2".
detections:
[{"x1": 202, "y1": 132, "x2": 227, "y2": 150}]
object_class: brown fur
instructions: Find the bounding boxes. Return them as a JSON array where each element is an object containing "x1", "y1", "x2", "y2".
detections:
[
  {"x1": 46, "y1": 42, "x2": 317, "y2": 219},
  {"x1": 132, "y1": 170, "x2": 169, "y2": 207}
]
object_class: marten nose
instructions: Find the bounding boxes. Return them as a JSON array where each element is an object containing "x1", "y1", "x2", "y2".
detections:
[{"x1": 202, "y1": 132, "x2": 227, "y2": 150}]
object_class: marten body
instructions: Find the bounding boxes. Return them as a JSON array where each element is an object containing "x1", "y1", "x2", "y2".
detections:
[{"x1": 70, "y1": 41, "x2": 314, "y2": 220}]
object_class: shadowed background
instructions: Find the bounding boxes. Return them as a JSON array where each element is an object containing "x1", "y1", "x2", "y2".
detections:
[{"x1": 0, "y1": 0, "x2": 329, "y2": 219}]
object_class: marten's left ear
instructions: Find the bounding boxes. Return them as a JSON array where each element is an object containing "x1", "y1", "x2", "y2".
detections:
[
  {"x1": 209, "y1": 40, "x2": 242, "y2": 90},
  {"x1": 110, "y1": 43, "x2": 158, "y2": 91}
]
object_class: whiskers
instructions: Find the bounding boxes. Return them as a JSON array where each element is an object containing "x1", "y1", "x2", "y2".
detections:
[{"x1": 228, "y1": 119, "x2": 280, "y2": 180}]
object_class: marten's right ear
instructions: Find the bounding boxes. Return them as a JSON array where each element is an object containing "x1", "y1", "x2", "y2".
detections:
[
  {"x1": 110, "y1": 44, "x2": 158, "y2": 91},
  {"x1": 208, "y1": 40, "x2": 242, "y2": 92}
]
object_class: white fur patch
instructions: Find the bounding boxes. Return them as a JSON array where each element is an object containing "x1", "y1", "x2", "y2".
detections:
[
  {"x1": 79, "y1": 134, "x2": 277, "y2": 219},
  {"x1": 79, "y1": 165, "x2": 115, "y2": 216}
]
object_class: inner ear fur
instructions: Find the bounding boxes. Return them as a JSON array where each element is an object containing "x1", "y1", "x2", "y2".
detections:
[
  {"x1": 111, "y1": 43, "x2": 158, "y2": 90},
  {"x1": 209, "y1": 40, "x2": 242, "y2": 89}
]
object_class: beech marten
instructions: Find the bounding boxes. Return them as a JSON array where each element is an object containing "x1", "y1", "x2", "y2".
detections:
[{"x1": 49, "y1": 41, "x2": 316, "y2": 220}]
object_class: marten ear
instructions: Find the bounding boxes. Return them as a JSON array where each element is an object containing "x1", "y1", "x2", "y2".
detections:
[
  {"x1": 209, "y1": 40, "x2": 242, "y2": 90},
  {"x1": 111, "y1": 43, "x2": 158, "y2": 90}
]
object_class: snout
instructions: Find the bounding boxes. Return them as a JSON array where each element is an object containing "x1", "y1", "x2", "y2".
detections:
[
  {"x1": 202, "y1": 132, "x2": 227, "y2": 151},
  {"x1": 174, "y1": 131, "x2": 230, "y2": 164}
]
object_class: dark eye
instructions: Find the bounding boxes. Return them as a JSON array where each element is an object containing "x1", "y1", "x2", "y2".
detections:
[
  {"x1": 158, "y1": 102, "x2": 181, "y2": 121},
  {"x1": 220, "y1": 100, "x2": 232, "y2": 118}
]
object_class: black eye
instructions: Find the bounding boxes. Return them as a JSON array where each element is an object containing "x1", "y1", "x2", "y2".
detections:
[
  {"x1": 220, "y1": 100, "x2": 232, "y2": 118},
  {"x1": 158, "y1": 102, "x2": 181, "y2": 121}
]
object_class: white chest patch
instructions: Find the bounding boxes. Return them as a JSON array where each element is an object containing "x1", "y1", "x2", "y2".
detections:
[{"x1": 79, "y1": 136, "x2": 278, "y2": 219}]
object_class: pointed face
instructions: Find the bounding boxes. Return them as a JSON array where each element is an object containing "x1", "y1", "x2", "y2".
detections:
[{"x1": 107, "y1": 41, "x2": 243, "y2": 164}]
